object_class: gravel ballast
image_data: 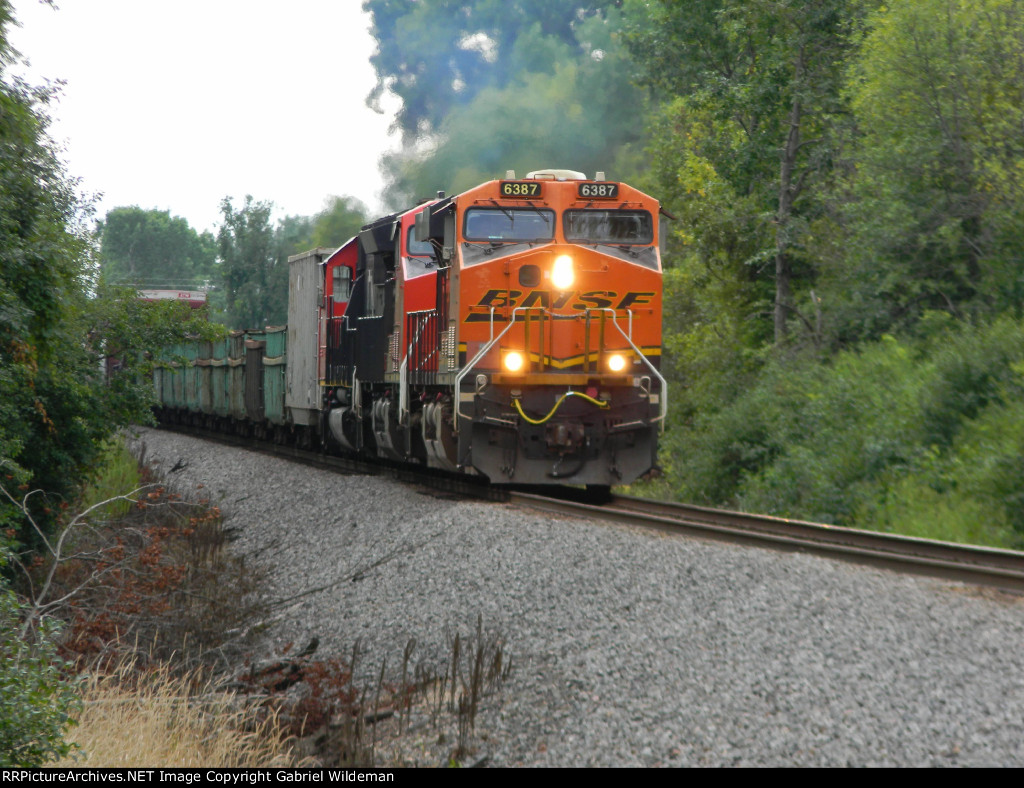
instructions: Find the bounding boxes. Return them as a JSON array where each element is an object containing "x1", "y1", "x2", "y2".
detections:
[{"x1": 135, "y1": 428, "x2": 1024, "y2": 767}]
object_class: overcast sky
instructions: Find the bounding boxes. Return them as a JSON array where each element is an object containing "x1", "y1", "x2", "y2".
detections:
[{"x1": 9, "y1": 0, "x2": 400, "y2": 233}]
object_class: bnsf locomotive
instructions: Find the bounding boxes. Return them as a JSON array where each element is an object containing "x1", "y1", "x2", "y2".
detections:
[{"x1": 156, "y1": 169, "x2": 666, "y2": 488}]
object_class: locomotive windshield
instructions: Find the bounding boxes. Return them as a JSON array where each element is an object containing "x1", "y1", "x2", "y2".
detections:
[
  {"x1": 563, "y1": 210, "x2": 654, "y2": 245},
  {"x1": 464, "y1": 208, "x2": 555, "y2": 243}
]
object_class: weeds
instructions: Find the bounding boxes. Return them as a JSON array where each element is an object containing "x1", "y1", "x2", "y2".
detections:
[
  {"x1": 50, "y1": 484, "x2": 268, "y2": 673},
  {"x1": 77, "y1": 437, "x2": 142, "y2": 522},
  {"x1": 241, "y1": 619, "x2": 513, "y2": 767},
  {"x1": 447, "y1": 616, "x2": 512, "y2": 760}
]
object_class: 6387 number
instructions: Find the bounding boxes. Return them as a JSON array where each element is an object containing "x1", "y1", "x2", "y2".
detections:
[
  {"x1": 578, "y1": 182, "x2": 619, "y2": 199},
  {"x1": 499, "y1": 181, "x2": 542, "y2": 198}
]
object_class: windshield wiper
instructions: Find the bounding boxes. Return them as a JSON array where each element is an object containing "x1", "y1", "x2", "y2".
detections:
[
  {"x1": 487, "y1": 200, "x2": 514, "y2": 222},
  {"x1": 523, "y1": 201, "x2": 550, "y2": 227}
]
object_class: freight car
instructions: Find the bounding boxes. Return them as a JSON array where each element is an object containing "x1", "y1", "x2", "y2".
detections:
[{"x1": 155, "y1": 169, "x2": 666, "y2": 488}]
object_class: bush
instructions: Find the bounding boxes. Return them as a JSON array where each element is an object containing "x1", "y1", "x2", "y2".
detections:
[
  {"x1": 737, "y1": 335, "x2": 933, "y2": 522},
  {"x1": 0, "y1": 572, "x2": 80, "y2": 766},
  {"x1": 917, "y1": 315, "x2": 1024, "y2": 448},
  {"x1": 661, "y1": 314, "x2": 1024, "y2": 547},
  {"x1": 955, "y1": 404, "x2": 1024, "y2": 534},
  {"x1": 855, "y1": 470, "x2": 1019, "y2": 548}
]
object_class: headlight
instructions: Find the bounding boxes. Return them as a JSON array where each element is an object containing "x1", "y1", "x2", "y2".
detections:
[
  {"x1": 504, "y1": 351, "x2": 525, "y2": 372},
  {"x1": 607, "y1": 353, "x2": 627, "y2": 372},
  {"x1": 552, "y1": 255, "x2": 574, "y2": 290}
]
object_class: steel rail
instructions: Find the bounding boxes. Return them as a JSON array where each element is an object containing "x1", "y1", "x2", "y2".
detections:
[{"x1": 509, "y1": 491, "x2": 1024, "y2": 595}]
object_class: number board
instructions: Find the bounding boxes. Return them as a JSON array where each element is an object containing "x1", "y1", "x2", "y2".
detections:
[
  {"x1": 578, "y1": 182, "x2": 620, "y2": 199},
  {"x1": 499, "y1": 181, "x2": 542, "y2": 198}
]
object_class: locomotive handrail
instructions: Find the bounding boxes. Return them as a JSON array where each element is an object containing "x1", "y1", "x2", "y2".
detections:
[
  {"x1": 399, "y1": 355, "x2": 409, "y2": 426},
  {"x1": 593, "y1": 308, "x2": 667, "y2": 432},
  {"x1": 352, "y1": 367, "x2": 363, "y2": 420},
  {"x1": 400, "y1": 310, "x2": 443, "y2": 425},
  {"x1": 453, "y1": 306, "x2": 522, "y2": 430}
]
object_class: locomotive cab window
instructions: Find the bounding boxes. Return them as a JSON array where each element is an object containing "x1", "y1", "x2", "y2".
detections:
[
  {"x1": 463, "y1": 208, "x2": 555, "y2": 244},
  {"x1": 404, "y1": 226, "x2": 436, "y2": 278},
  {"x1": 332, "y1": 265, "x2": 352, "y2": 300},
  {"x1": 564, "y1": 210, "x2": 654, "y2": 245},
  {"x1": 406, "y1": 226, "x2": 434, "y2": 257}
]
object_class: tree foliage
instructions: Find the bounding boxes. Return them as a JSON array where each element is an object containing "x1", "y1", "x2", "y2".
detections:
[
  {"x1": 0, "y1": 7, "x2": 84, "y2": 760},
  {"x1": 626, "y1": 0, "x2": 872, "y2": 344},
  {"x1": 0, "y1": 2, "x2": 219, "y2": 550},
  {"x1": 366, "y1": 0, "x2": 645, "y2": 206},
  {"x1": 215, "y1": 196, "x2": 279, "y2": 328},
  {"x1": 98, "y1": 207, "x2": 216, "y2": 290},
  {"x1": 310, "y1": 195, "x2": 368, "y2": 248},
  {"x1": 213, "y1": 195, "x2": 368, "y2": 329},
  {"x1": 365, "y1": 0, "x2": 623, "y2": 139},
  {"x1": 618, "y1": 0, "x2": 1024, "y2": 547},
  {"x1": 0, "y1": 31, "x2": 101, "y2": 543},
  {"x1": 834, "y1": 0, "x2": 1024, "y2": 333},
  {"x1": 0, "y1": 571, "x2": 79, "y2": 766}
]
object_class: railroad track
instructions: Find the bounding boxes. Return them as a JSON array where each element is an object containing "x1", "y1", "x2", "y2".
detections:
[
  {"x1": 154, "y1": 424, "x2": 1024, "y2": 595},
  {"x1": 509, "y1": 491, "x2": 1024, "y2": 595}
]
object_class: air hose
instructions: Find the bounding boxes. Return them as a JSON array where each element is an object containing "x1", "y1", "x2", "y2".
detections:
[{"x1": 511, "y1": 390, "x2": 609, "y2": 425}]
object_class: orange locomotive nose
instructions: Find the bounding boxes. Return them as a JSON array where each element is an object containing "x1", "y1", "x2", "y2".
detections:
[{"x1": 442, "y1": 173, "x2": 665, "y2": 485}]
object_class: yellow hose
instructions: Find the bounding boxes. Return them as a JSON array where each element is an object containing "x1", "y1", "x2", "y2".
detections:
[{"x1": 512, "y1": 391, "x2": 609, "y2": 425}]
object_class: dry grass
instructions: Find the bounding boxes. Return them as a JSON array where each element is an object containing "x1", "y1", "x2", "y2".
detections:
[{"x1": 53, "y1": 661, "x2": 302, "y2": 768}]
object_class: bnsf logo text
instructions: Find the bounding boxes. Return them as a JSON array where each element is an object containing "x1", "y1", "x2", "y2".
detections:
[{"x1": 468, "y1": 289, "x2": 655, "y2": 320}]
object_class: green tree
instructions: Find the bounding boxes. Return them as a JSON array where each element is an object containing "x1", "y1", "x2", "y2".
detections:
[
  {"x1": 627, "y1": 0, "x2": 872, "y2": 344},
  {"x1": 311, "y1": 195, "x2": 368, "y2": 248},
  {"x1": 274, "y1": 213, "x2": 315, "y2": 261},
  {"x1": 0, "y1": 9, "x2": 100, "y2": 541},
  {"x1": 215, "y1": 196, "x2": 280, "y2": 328},
  {"x1": 217, "y1": 195, "x2": 368, "y2": 331},
  {"x1": 0, "y1": 1, "x2": 220, "y2": 547},
  {"x1": 275, "y1": 197, "x2": 368, "y2": 260},
  {"x1": 836, "y1": 0, "x2": 1024, "y2": 333},
  {"x1": 98, "y1": 207, "x2": 216, "y2": 290},
  {"x1": 365, "y1": 0, "x2": 623, "y2": 140},
  {"x1": 372, "y1": 2, "x2": 645, "y2": 206}
]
